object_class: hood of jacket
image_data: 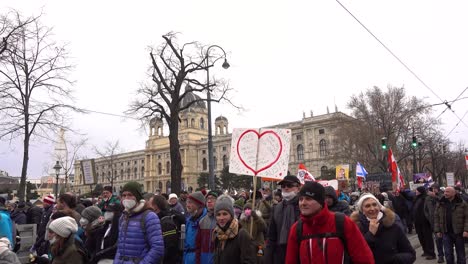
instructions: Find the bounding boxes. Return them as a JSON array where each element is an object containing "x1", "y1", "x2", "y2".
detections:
[
  {"x1": 324, "y1": 186, "x2": 338, "y2": 204},
  {"x1": 350, "y1": 206, "x2": 396, "y2": 228}
]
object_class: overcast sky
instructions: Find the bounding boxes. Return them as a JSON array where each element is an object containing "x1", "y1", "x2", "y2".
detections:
[{"x1": 1, "y1": 0, "x2": 467, "y2": 179}]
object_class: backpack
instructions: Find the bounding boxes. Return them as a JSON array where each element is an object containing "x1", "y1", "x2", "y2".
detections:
[{"x1": 296, "y1": 212, "x2": 351, "y2": 264}]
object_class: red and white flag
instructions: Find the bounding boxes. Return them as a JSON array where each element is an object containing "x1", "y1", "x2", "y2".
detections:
[
  {"x1": 297, "y1": 163, "x2": 315, "y2": 184},
  {"x1": 388, "y1": 148, "x2": 405, "y2": 191},
  {"x1": 465, "y1": 155, "x2": 468, "y2": 170}
]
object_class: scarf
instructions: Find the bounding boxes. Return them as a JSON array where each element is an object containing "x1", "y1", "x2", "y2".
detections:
[
  {"x1": 213, "y1": 218, "x2": 239, "y2": 250},
  {"x1": 279, "y1": 196, "x2": 298, "y2": 244}
]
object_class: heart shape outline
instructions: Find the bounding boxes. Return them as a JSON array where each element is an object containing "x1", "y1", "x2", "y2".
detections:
[{"x1": 236, "y1": 129, "x2": 283, "y2": 176}]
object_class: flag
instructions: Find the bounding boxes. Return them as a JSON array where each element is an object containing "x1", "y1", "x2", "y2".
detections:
[
  {"x1": 356, "y1": 162, "x2": 368, "y2": 189},
  {"x1": 465, "y1": 155, "x2": 468, "y2": 170},
  {"x1": 388, "y1": 148, "x2": 405, "y2": 191},
  {"x1": 297, "y1": 163, "x2": 315, "y2": 184}
]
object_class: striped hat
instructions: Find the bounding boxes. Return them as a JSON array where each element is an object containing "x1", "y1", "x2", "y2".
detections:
[
  {"x1": 43, "y1": 195, "x2": 55, "y2": 205},
  {"x1": 188, "y1": 191, "x2": 206, "y2": 207}
]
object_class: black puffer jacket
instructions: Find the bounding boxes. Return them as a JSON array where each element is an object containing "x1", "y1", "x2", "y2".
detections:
[
  {"x1": 34, "y1": 205, "x2": 54, "y2": 255},
  {"x1": 324, "y1": 186, "x2": 351, "y2": 215},
  {"x1": 351, "y1": 208, "x2": 416, "y2": 264}
]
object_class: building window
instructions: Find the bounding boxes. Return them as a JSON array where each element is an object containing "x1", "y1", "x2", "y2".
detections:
[
  {"x1": 134, "y1": 168, "x2": 137, "y2": 179},
  {"x1": 200, "y1": 118, "x2": 205, "y2": 129},
  {"x1": 296, "y1": 134, "x2": 302, "y2": 140},
  {"x1": 158, "y1": 155, "x2": 161, "y2": 159},
  {"x1": 214, "y1": 156, "x2": 218, "y2": 169},
  {"x1": 321, "y1": 166, "x2": 328, "y2": 178},
  {"x1": 166, "y1": 181, "x2": 171, "y2": 194},
  {"x1": 127, "y1": 168, "x2": 131, "y2": 179},
  {"x1": 134, "y1": 160, "x2": 137, "y2": 164},
  {"x1": 166, "y1": 161, "x2": 170, "y2": 174},
  {"x1": 158, "y1": 163, "x2": 162, "y2": 175},
  {"x1": 158, "y1": 181, "x2": 163, "y2": 191},
  {"x1": 319, "y1": 129, "x2": 325, "y2": 134},
  {"x1": 223, "y1": 155, "x2": 228, "y2": 168},
  {"x1": 141, "y1": 166, "x2": 144, "y2": 178},
  {"x1": 222, "y1": 146, "x2": 226, "y2": 151},
  {"x1": 319, "y1": 139, "x2": 327, "y2": 156},
  {"x1": 297, "y1": 144, "x2": 304, "y2": 160},
  {"x1": 191, "y1": 118, "x2": 195, "y2": 128},
  {"x1": 202, "y1": 150, "x2": 206, "y2": 154},
  {"x1": 120, "y1": 170, "x2": 124, "y2": 180},
  {"x1": 202, "y1": 158, "x2": 207, "y2": 171}
]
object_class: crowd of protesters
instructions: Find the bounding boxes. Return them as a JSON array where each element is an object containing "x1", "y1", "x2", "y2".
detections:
[{"x1": 0, "y1": 177, "x2": 467, "y2": 263}]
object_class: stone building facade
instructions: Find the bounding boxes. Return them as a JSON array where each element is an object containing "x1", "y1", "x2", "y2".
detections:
[{"x1": 74, "y1": 91, "x2": 351, "y2": 194}]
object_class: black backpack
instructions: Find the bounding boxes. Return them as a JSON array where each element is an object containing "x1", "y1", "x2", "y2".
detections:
[{"x1": 296, "y1": 212, "x2": 351, "y2": 264}]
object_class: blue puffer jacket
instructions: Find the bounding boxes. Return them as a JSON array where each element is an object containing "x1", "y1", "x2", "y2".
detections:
[
  {"x1": 184, "y1": 208, "x2": 207, "y2": 264},
  {"x1": 0, "y1": 208, "x2": 13, "y2": 245},
  {"x1": 114, "y1": 202, "x2": 164, "y2": 264}
]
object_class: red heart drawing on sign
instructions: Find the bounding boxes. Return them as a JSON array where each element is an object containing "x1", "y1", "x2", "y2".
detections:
[{"x1": 236, "y1": 129, "x2": 283, "y2": 176}]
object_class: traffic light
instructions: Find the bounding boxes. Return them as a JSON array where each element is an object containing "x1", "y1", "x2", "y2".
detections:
[
  {"x1": 381, "y1": 137, "x2": 387, "y2": 150},
  {"x1": 411, "y1": 136, "x2": 418, "y2": 148}
]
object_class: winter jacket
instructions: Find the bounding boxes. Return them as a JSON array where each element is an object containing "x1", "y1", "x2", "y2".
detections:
[
  {"x1": 325, "y1": 187, "x2": 352, "y2": 216},
  {"x1": 239, "y1": 210, "x2": 266, "y2": 247},
  {"x1": 83, "y1": 222, "x2": 105, "y2": 259},
  {"x1": 351, "y1": 208, "x2": 416, "y2": 264},
  {"x1": 285, "y1": 205, "x2": 374, "y2": 264},
  {"x1": 413, "y1": 193, "x2": 429, "y2": 224},
  {"x1": 392, "y1": 194, "x2": 409, "y2": 220},
  {"x1": 0, "y1": 208, "x2": 14, "y2": 245},
  {"x1": 98, "y1": 196, "x2": 120, "y2": 213},
  {"x1": 0, "y1": 250, "x2": 21, "y2": 264},
  {"x1": 92, "y1": 212, "x2": 121, "y2": 264},
  {"x1": 434, "y1": 195, "x2": 468, "y2": 235},
  {"x1": 157, "y1": 209, "x2": 184, "y2": 264},
  {"x1": 424, "y1": 194, "x2": 440, "y2": 230},
  {"x1": 27, "y1": 205, "x2": 43, "y2": 226},
  {"x1": 265, "y1": 196, "x2": 300, "y2": 264},
  {"x1": 51, "y1": 235, "x2": 85, "y2": 264},
  {"x1": 34, "y1": 205, "x2": 54, "y2": 255},
  {"x1": 213, "y1": 227, "x2": 256, "y2": 264},
  {"x1": 257, "y1": 198, "x2": 272, "y2": 228},
  {"x1": 114, "y1": 201, "x2": 164, "y2": 264},
  {"x1": 184, "y1": 208, "x2": 207, "y2": 264},
  {"x1": 338, "y1": 192, "x2": 350, "y2": 203},
  {"x1": 196, "y1": 210, "x2": 216, "y2": 264},
  {"x1": 170, "y1": 202, "x2": 186, "y2": 215},
  {"x1": 10, "y1": 209, "x2": 27, "y2": 225}
]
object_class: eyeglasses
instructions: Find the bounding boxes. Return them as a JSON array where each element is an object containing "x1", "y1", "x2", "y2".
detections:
[{"x1": 281, "y1": 183, "x2": 298, "y2": 189}]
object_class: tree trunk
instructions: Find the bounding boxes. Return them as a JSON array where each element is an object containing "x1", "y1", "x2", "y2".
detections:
[
  {"x1": 169, "y1": 114, "x2": 183, "y2": 195},
  {"x1": 19, "y1": 126, "x2": 29, "y2": 202}
]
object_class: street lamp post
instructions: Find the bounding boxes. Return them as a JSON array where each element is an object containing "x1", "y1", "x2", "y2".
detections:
[
  {"x1": 205, "y1": 45, "x2": 230, "y2": 190},
  {"x1": 53, "y1": 161, "x2": 62, "y2": 199}
]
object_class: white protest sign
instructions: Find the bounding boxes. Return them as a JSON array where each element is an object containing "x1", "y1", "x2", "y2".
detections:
[
  {"x1": 317, "y1": 179, "x2": 339, "y2": 190},
  {"x1": 81, "y1": 159, "x2": 96, "y2": 185},
  {"x1": 229, "y1": 128, "x2": 291, "y2": 179},
  {"x1": 446, "y1": 172, "x2": 455, "y2": 186}
]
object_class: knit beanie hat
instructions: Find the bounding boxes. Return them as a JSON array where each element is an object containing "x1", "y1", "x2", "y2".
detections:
[
  {"x1": 215, "y1": 195, "x2": 235, "y2": 217},
  {"x1": 416, "y1": 186, "x2": 426, "y2": 194},
  {"x1": 298, "y1": 181, "x2": 325, "y2": 206},
  {"x1": 43, "y1": 195, "x2": 56, "y2": 206},
  {"x1": 188, "y1": 191, "x2": 206, "y2": 207},
  {"x1": 206, "y1": 190, "x2": 221, "y2": 199},
  {"x1": 122, "y1": 181, "x2": 143, "y2": 201},
  {"x1": 244, "y1": 201, "x2": 253, "y2": 210},
  {"x1": 168, "y1": 193, "x2": 178, "y2": 200},
  {"x1": 81, "y1": 206, "x2": 102, "y2": 222},
  {"x1": 356, "y1": 194, "x2": 383, "y2": 213},
  {"x1": 49, "y1": 216, "x2": 78, "y2": 238},
  {"x1": 233, "y1": 199, "x2": 244, "y2": 209},
  {"x1": 0, "y1": 237, "x2": 10, "y2": 255},
  {"x1": 103, "y1": 186, "x2": 113, "y2": 193}
]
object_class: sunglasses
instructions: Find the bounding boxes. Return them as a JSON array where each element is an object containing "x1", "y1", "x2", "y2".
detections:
[{"x1": 281, "y1": 183, "x2": 298, "y2": 188}]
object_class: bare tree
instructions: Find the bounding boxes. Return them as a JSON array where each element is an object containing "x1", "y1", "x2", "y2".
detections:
[
  {"x1": 94, "y1": 140, "x2": 121, "y2": 191},
  {"x1": 0, "y1": 10, "x2": 36, "y2": 58},
  {"x1": 336, "y1": 85, "x2": 429, "y2": 174},
  {"x1": 0, "y1": 11, "x2": 76, "y2": 201},
  {"x1": 127, "y1": 32, "x2": 234, "y2": 195},
  {"x1": 60, "y1": 136, "x2": 88, "y2": 192}
]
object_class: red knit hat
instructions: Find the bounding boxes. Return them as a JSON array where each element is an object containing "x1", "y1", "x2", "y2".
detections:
[{"x1": 43, "y1": 195, "x2": 55, "y2": 205}]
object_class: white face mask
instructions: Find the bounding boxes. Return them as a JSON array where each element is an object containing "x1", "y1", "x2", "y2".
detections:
[
  {"x1": 79, "y1": 218, "x2": 89, "y2": 227},
  {"x1": 104, "y1": 212, "x2": 114, "y2": 221},
  {"x1": 50, "y1": 237, "x2": 57, "y2": 245},
  {"x1": 123, "y1": 199, "x2": 137, "y2": 210},
  {"x1": 282, "y1": 190, "x2": 297, "y2": 201}
]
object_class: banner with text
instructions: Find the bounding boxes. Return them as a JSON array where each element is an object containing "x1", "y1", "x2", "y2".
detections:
[
  {"x1": 336, "y1": 164, "x2": 350, "y2": 180},
  {"x1": 81, "y1": 159, "x2": 96, "y2": 185},
  {"x1": 446, "y1": 172, "x2": 455, "y2": 187}
]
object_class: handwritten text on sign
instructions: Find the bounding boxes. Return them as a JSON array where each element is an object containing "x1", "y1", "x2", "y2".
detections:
[{"x1": 229, "y1": 128, "x2": 291, "y2": 179}]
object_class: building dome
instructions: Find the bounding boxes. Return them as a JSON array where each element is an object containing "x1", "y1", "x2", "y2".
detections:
[
  {"x1": 180, "y1": 85, "x2": 206, "y2": 109},
  {"x1": 215, "y1": 115, "x2": 228, "y2": 122}
]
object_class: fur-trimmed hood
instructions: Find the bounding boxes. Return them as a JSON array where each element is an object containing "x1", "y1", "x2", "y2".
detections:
[{"x1": 350, "y1": 207, "x2": 396, "y2": 228}]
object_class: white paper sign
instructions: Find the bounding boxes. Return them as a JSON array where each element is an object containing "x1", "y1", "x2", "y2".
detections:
[
  {"x1": 81, "y1": 159, "x2": 96, "y2": 185},
  {"x1": 446, "y1": 172, "x2": 455, "y2": 187},
  {"x1": 317, "y1": 179, "x2": 339, "y2": 190},
  {"x1": 229, "y1": 128, "x2": 291, "y2": 179}
]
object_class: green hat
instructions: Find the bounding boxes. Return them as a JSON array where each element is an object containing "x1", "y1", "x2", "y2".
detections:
[
  {"x1": 122, "y1": 181, "x2": 143, "y2": 201},
  {"x1": 233, "y1": 199, "x2": 244, "y2": 209}
]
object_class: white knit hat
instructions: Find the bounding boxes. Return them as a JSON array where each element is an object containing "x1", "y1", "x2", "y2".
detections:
[
  {"x1": 168, "y1": 193, "x2": 178, "y2": 200},
  {"x1": 0, "y1": 237, "x2": 10, "y2": 255},
  {"x1": 356, "y1": 194, "x2": 383, "y2": 212},
  {"x1": 49, "y1": 216, "x2": 78, "y2": 238}
]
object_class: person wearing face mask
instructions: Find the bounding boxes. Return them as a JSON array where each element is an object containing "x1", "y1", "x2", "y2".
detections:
[
  {"x1": 213, "y1": 195, "x2": 256, "y2": 264},
  {"x1": 98, "y1": 186, "x2": 120, "y2": 214},
  {"x1": 350, "y1": 194, "x2": 415, "y2": 264},
  {"x1": 184, "y1": 191, "x2": 207, "y2": 264},
  {"x1": 80, "y1": 206, "x2": 104, "y2": 259},
  {"x1": 115, "y1": 181, "x2": 164, "y2": 264},
  {"x1": 47, "y1": 216, "x2": 85, "y2": 264},
  {"x1": 92, "y1": 203, "x2": 123, "y2": 264},
  {"x1": 239, "y1": 201, "x2": 266, "y2": 264},
  {"x1": 265, "y1": 175, "x2": 301, "y2": 264}
]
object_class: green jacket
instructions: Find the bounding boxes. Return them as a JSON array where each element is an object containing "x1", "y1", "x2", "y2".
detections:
[
  {"x1": 434, "y1": 195, "x2": 468, "y2": 235},
  {"x1": 97, "y1": 195, "x2": 120, "y2": 213}
]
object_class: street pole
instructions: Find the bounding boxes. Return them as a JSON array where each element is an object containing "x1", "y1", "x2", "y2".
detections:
[
  {"x1": 412, "y1": 128, "x2": 417, "y2": 175},
  {"x1": 53, "y1": 161, "x2": 62, "y2": 199}
]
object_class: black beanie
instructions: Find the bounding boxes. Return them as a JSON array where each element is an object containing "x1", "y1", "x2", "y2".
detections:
[
  {"x1": 416, "y1": 186, "x2": 426, "y2": 195},
  {"x1": 299, "y1": 181, "x2": 325, "y2": 206},
  {"x1": 122, "y1": 181, "x2": 143, "y2": 201}
]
